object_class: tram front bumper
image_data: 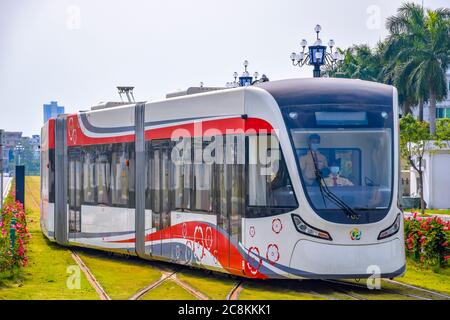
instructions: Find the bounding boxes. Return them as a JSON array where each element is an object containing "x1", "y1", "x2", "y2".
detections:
[{"x1": 289, "y1": 238, "x2": 405, "y2": 279}]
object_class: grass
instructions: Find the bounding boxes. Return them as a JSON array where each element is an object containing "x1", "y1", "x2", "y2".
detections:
[
  {"x1": 406, "y1": 209, "x2": 450, "y2": 215},
  {"x1": 239, "y1": 280, "x2": 328, "y2": 300},
  {"x1": 394, "y1": 259, "x2": 450, "y2": 296},
  {"x1": 177, "y1": 269, "x2": 237, "y2": 300},
  {"x1": 2, "y1": 176, "x2": 448, "y2": 300},
  {"x1": 0, "y1": 176, "x2": 98, "y2": 299},
  {"x1": 76, "y1": 250, "x2": 162, "y2": 300},
  {"x1": 140, "y1": 280, "x2": 197, "y2": 300}
]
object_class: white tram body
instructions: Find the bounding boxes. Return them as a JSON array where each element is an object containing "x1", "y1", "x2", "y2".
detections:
[{"x1": 40, "y1": 78, "x2": 405, "y2": 279}]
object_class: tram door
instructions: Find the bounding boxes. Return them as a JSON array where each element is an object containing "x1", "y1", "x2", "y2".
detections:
[
  {"x1": 217, "y1": 135, "x2": 244, "y2": 271},
  {"x1": 68, "y1": 148, "x2": 82, "y2": 235},
  {"x1": 148, "y1": 141, "x2": 171, "y2": 258},
  {"x1": 229, "y1": 136, "x2": 244, "y2": 271}
]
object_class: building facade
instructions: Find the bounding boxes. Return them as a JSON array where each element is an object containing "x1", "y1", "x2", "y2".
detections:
[
  {"x1": 409, "y1": 143, "x2": 450, "y2": 209},
  {"x1": 43, "y1": 101, "x2": 64, "y2": 123}
]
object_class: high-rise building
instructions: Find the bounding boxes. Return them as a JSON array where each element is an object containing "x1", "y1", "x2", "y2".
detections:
[{"x1": 43, "y1": 101, "x2": 64, "y2": 123}]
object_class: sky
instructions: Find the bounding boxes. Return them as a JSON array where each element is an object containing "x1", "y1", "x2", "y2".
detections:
[{"x1": 0, "y1": 0, "x2": 448, "y2": 136}]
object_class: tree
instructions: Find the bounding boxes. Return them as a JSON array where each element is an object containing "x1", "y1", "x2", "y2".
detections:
[
  {"x1": 400, "y1": 114, "x2": 431, "y2": 214},
  {"x1": 385, "y1": 2, "x2": 450, "y2": 134},
  {"x1": 400, "y1": 115, "x2": 450, "y2": 214},
  {"x1": 324, "y1": 44, "x2": 383, "y2": 81},
  {"x1": 435, "y1": 118, "x2": 450, "y2": 142}
]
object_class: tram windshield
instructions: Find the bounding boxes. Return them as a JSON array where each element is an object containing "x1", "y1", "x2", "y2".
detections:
[{"x1": 281, "y1": 104, "x2": 394, "y2": 223}]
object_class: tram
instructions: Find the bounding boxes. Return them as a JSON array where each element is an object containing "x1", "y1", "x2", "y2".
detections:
[{"x1": 40, "y1": 78, "x2": 405, "y2": 279}]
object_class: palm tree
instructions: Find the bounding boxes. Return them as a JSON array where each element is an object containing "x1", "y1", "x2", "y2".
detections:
[
  {"x1": 384, "y1": 2, "x2": 450, "y2": 134},
  {"x1": 324, "y1": 45, "x2": 383, "y2": 81}
]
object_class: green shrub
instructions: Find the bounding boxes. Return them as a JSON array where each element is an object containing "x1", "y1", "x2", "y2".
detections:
[
  {"x1": 0, "y1": 190, "x2": 30, "y2": 273},
  {"x1": 405, "y1": 213, "x2": 449, "y2": 267}
]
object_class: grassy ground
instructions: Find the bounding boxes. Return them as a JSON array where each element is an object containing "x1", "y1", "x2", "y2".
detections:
[
  {"x1": 0, "y1": 177, "x2": 98, "y2": 300},
  {"x1": 177, "y1": 269, "x2": 237, "y2": 300},
  {"x1": 407, "y1": 209, "x2": 450, "y2": 215},
  {"x1": 76, "y1": 250, "x2": 162, "y2": 300},
  {"x1": 395, "y1": 259, "x2": 450, "y2": 295},
  {"x1": 239, "y1": 280, "x2": 328, "y2": 300},
  {"x1": 1, "y1": 176, "x2": 448, "y2": 300},
  {"x1": 140, "y1": 280, "x2": 197, "y2": 300}
]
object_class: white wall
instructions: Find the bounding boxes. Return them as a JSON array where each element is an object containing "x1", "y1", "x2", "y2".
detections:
[{"x1": 425, "y1": 152, "x2": 450, "y2": 209}]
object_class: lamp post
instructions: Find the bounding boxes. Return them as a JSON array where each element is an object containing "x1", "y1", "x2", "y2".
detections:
[
  {"x1": 226, "y1": 60, "x2": 268, "y2": 87},
  {"x1": 290, "y1": 25, "x2": 344, "y2": 77}
]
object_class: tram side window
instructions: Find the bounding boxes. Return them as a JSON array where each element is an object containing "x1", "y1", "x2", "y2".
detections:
[
  {"x1": 171, "y1": 137, "x2": 192, "y2": 210},
  {"x1": 146, "y1": 140, "x2": 171, "y2": 213},
  {"x1": 95, "y1": 145, "x2": 111, "y2": 205},
  {"x1": 83, "y1": 148, "x2": 96, "y2": 204},
  {"x1": 111, "y1": 143, "x2": 129, "y2": 206},
  {"x1": 127, "y1": 144, "x2": 136, "y2": 208},
  {"x1": 48, "y1": 149, "x2": 55, "y2": 203},
  {"x1": 192, "y1": 138, "x2": 213, "y2": 212},
  {"x1": 247, "y1": 135, "x2": 298, "y2": 217}
]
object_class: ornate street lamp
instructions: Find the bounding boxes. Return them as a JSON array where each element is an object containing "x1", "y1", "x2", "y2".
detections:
[
  {"x1": 290, "y1": 25, "x2": 344, "y2": 77},
  {"x1": 226, "y1": 60, "x2": 268, "y2": 87}
]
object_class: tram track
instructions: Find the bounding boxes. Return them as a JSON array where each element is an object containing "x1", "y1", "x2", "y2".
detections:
[
  {"x1": 70, "y1": 249, "x2": 112, "y2": 300},
  {"x1": 129, "y1": 270, "x2": 178, "y2": 300},
  {"x1": 25, "y1": 179, "x2": 40, "y2": 210},
  {"x1": 25, "y1": 180, "x2": 448, "y2": 301},
  {"x1": 226, "y1": 281, "x2": 244, "y2": 300},
  {"x1": 26, "y1": 179, "x2": 113, "y2": 300},
  {"x1": 321, "y1": 279, "x2": 433, "y2": 300},
  {"x1": 318, "y1": 280, "x2": 366, "y2": 300},
  {"x1": 383, "y1": 279, "x2": 450, "y2": 300},
  {"x1": 129, "y1": 265, "x2": 210, "y2": 300}
]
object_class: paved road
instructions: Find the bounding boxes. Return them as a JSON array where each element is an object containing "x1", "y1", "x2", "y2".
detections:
[{"x1": 2, "y1": 176, "x2": 12, "y2": 204}]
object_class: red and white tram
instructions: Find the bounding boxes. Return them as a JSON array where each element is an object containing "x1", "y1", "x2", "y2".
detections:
[{"x1": 40, "y1": 78, "x2": 405, "y2": 279}]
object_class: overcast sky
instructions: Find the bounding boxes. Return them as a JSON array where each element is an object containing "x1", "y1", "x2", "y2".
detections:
[{"x1": 0, "y1": 0, "x2": 448, "y2": 136}]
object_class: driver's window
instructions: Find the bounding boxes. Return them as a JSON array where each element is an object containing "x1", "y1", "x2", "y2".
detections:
[{"x1": 248, "y1": 134, "x2": 298, "y2": 211}]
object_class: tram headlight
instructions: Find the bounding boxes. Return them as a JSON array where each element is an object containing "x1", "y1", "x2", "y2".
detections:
[
  {"x1": 377, "y1": 214, "x2": 401, "y2": 240},
  {"x1": 291, "y1": 214, "x2": 332, "y2": 241}
]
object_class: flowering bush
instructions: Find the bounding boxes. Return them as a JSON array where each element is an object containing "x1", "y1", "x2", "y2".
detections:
[
  {"x1": 0, "y1": 191, "x2": 30, "y2": 273},
  {"x1": 404, "y1": 213, "x2": 450, "y2": 267}
]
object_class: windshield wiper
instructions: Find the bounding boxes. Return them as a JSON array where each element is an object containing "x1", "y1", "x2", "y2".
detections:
[{"x1": 308, "y1": 148, "x2": 360, "y2": 220}]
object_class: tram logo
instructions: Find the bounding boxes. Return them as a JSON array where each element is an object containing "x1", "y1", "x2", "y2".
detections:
[
  {"x1": 272, "y1": 219, "x2": 283, "y2": 234},
  {"x1": 67, "y1": 117, "x2": 77, "y2": 144},
  {"x1": 350, "y1": 228, "x2": 362, "y2": 240},
  {"x1": 266, "y1": 244, "x2": 280, "y2": 265},
  {"x1": 247, "y1": 247, "x2": 262, "y2": 275},
  {"x1": 204, "y1": 226, "x2": 213, "y2": 250}
]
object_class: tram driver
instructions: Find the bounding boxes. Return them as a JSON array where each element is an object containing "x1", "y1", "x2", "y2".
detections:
[
  {"x1": 323, "y1": 159, "x2": 354, "y2": 187},
  {"x1": 300, "y1": 134, "x2": 328, "y2": 185}
]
